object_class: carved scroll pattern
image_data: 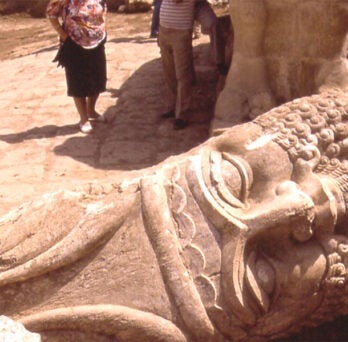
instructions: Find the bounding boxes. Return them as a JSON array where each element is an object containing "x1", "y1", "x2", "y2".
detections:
[{"x1": 169, "y1": 166, "x2": 219, "y2": 311}]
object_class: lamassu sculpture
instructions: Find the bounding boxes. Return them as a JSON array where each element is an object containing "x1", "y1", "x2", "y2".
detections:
[
  {"x1": 0, "y1": 89, "x2": 348, "y2": 341},
  {"x1": 214, "y1": 0, "x2": 348, "y2": 128}
]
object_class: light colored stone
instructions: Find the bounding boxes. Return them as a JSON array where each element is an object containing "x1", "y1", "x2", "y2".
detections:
[
  {"x1": 0, "y1": 316, "x2": 40, "y2": 342},
  {"x1": 214, "y1": 0, "x2": 348, "y2": 128},
  {"x1": 0, "y1": 90, "x2": 348, "y2": 341}
]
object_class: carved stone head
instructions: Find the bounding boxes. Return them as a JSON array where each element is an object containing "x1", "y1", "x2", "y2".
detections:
[
  {"x1": 189, "y1": 89, "x2": 348, "y2": 340},
  {"x1": 1, "y1": 91, "x2": 348, "y2": 342}
]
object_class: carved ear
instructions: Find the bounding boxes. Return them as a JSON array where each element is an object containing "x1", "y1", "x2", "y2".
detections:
[{"x1": 313, "y1": 178, "x2": 347, "y2": 235}]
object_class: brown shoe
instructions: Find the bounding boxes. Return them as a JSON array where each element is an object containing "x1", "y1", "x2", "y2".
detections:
[
  {"x1": 173, "y1": 118, "x2": 188, "y2": 130},
  {"x1": 161, "y1": 110, "x2": 175, "y2": 119}
]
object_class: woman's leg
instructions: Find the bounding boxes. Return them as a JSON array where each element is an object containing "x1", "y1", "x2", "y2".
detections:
[
  {"x1": 87, "y1": 94, "x2": 99, "y2": 118},
  {"x1": 73, "y1": 97, "x2": 88, "y2": 123},
  {"x1": 87, "y1": 94, "x2": 107, "y2": 123},
  {"x1": 73, "y1": 97, "x2": 93, "y2": 133}
]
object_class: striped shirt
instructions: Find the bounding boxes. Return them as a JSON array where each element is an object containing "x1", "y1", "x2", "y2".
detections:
[{"x1": 160, "y1": 0, "x2": 195, "y2": 30}]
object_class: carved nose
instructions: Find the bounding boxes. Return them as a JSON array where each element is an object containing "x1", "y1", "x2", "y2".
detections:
[{"x1": 241, "y1": 181, "x2": 316, "y2": 242}]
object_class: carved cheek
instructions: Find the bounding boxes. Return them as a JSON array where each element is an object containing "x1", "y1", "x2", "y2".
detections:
[{"x1": 243, "y1": 235, "x2": 328, "y2": 322}]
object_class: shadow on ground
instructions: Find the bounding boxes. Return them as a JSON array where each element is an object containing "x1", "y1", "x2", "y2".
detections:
[
  {"x1": 108, "y1": 36, "x2": 158, "y2": 44},
  {"x1": 51, "y1": 42, "x2": 218, "y2": 171},
  {"x1": 0, "y1": 124, "x2": 80, "y2": 143}
]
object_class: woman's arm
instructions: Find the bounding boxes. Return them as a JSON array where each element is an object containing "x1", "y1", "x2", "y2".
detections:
[{"x1": 48, "y1": 17, "x2": 68, "y2": 42}]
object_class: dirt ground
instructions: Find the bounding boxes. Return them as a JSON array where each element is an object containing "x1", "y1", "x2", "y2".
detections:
[
  {"x1": 0, "y1": 6, "x2": 230, "y2": 61},
  {"x1": 0, "y1": 11, "x2": 155, "y2": 61},
  {"x1": 0, "y1": 9, "x2": 226, "y2": 216}
]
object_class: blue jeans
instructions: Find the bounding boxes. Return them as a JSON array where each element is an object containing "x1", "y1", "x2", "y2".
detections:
[{"x1": 150, "y1": 0, "x2": 162, "y2": 35}]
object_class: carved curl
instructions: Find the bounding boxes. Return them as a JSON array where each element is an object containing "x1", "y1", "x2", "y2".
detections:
[{"x1": 255, "y1": 89, "x2": 348, "y2": 210}]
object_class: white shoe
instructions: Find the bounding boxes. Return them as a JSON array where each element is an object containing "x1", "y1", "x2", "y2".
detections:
[{"x1": 79, "y1": 121, "x2": 93, "y2": 133}]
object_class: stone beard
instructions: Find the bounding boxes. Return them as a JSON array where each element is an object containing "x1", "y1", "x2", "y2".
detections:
[{"x1": 0, "y1": 90, "x2": 348, "y2": 341}]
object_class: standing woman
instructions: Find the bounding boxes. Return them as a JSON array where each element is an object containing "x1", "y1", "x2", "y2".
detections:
[{"x1": 46, "y1": 0, "x2": 107, "y2": 133}]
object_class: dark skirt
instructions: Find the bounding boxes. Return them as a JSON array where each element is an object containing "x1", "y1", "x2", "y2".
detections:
[{"x1": 54, "y1": 37, "x2": 107, "y2": 97}]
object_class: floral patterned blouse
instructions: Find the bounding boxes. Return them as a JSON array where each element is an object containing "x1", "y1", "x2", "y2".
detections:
[{"x1": 46, "y1": 0, "x2": 107, "y2": 49}]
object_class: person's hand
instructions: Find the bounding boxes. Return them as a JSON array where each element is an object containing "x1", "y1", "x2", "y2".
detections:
[
  {"x1": 59, "y1": 31, "x2": 69, "y2": 43},
  {"x1": 48, "y1": 18, "x2": 68, "y2": 44}
]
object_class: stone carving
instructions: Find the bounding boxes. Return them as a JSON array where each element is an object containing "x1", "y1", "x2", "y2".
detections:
[
  {"x1": 214, "y1": 0, "x2": 348, "y2": 129},
  {"x1": 1, "y1": 89, "x2": 348, "y2": 341},
  {"x1": 0, "y1": 316, "x2": 41, "y2": 341}
]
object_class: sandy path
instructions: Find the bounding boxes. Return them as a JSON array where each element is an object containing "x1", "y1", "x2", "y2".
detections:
[{"x1": 0, "y1": 12, "x2": 218, "y2": 216}]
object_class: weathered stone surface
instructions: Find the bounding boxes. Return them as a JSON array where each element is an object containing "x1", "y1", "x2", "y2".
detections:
[
  {"x1": 0, "y1": 316, "x2": 40, "y2": 341},
  {"x1": 0, "y1": 89, "x2": 348, "y2": 341},
  {"x1": 214, "y1": 0, "x2": 348, "y2": 129}
]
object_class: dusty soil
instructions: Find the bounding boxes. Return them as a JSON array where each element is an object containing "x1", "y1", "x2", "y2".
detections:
[
  {"x1": 0, "y1": 9, "x2": 226, "y2": 214},
  {"x1": 0, "y1": 6, "x2": 230, "y2": 61},
  {"x1": 0, "y1": 11, "x2": 154, "y2": 61}
]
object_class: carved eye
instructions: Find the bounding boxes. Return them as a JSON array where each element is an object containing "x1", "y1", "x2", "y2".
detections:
[
  {"x1": 210, "y1": 152, "x2": 252, "y2": 208},
  {"x1": 208, "y1": 152, "x2": 253, "y2": 211},
  {"x1": 221, "y1": 153, "x2": 253, "y2": 206},
  {"x1": 220, "y1": 159, "x2": 243, "y2": 201}
]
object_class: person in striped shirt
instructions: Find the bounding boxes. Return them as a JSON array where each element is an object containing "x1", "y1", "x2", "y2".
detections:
[{"x1": 158, "y1": 0, "x2": 195, "y2": 130}]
